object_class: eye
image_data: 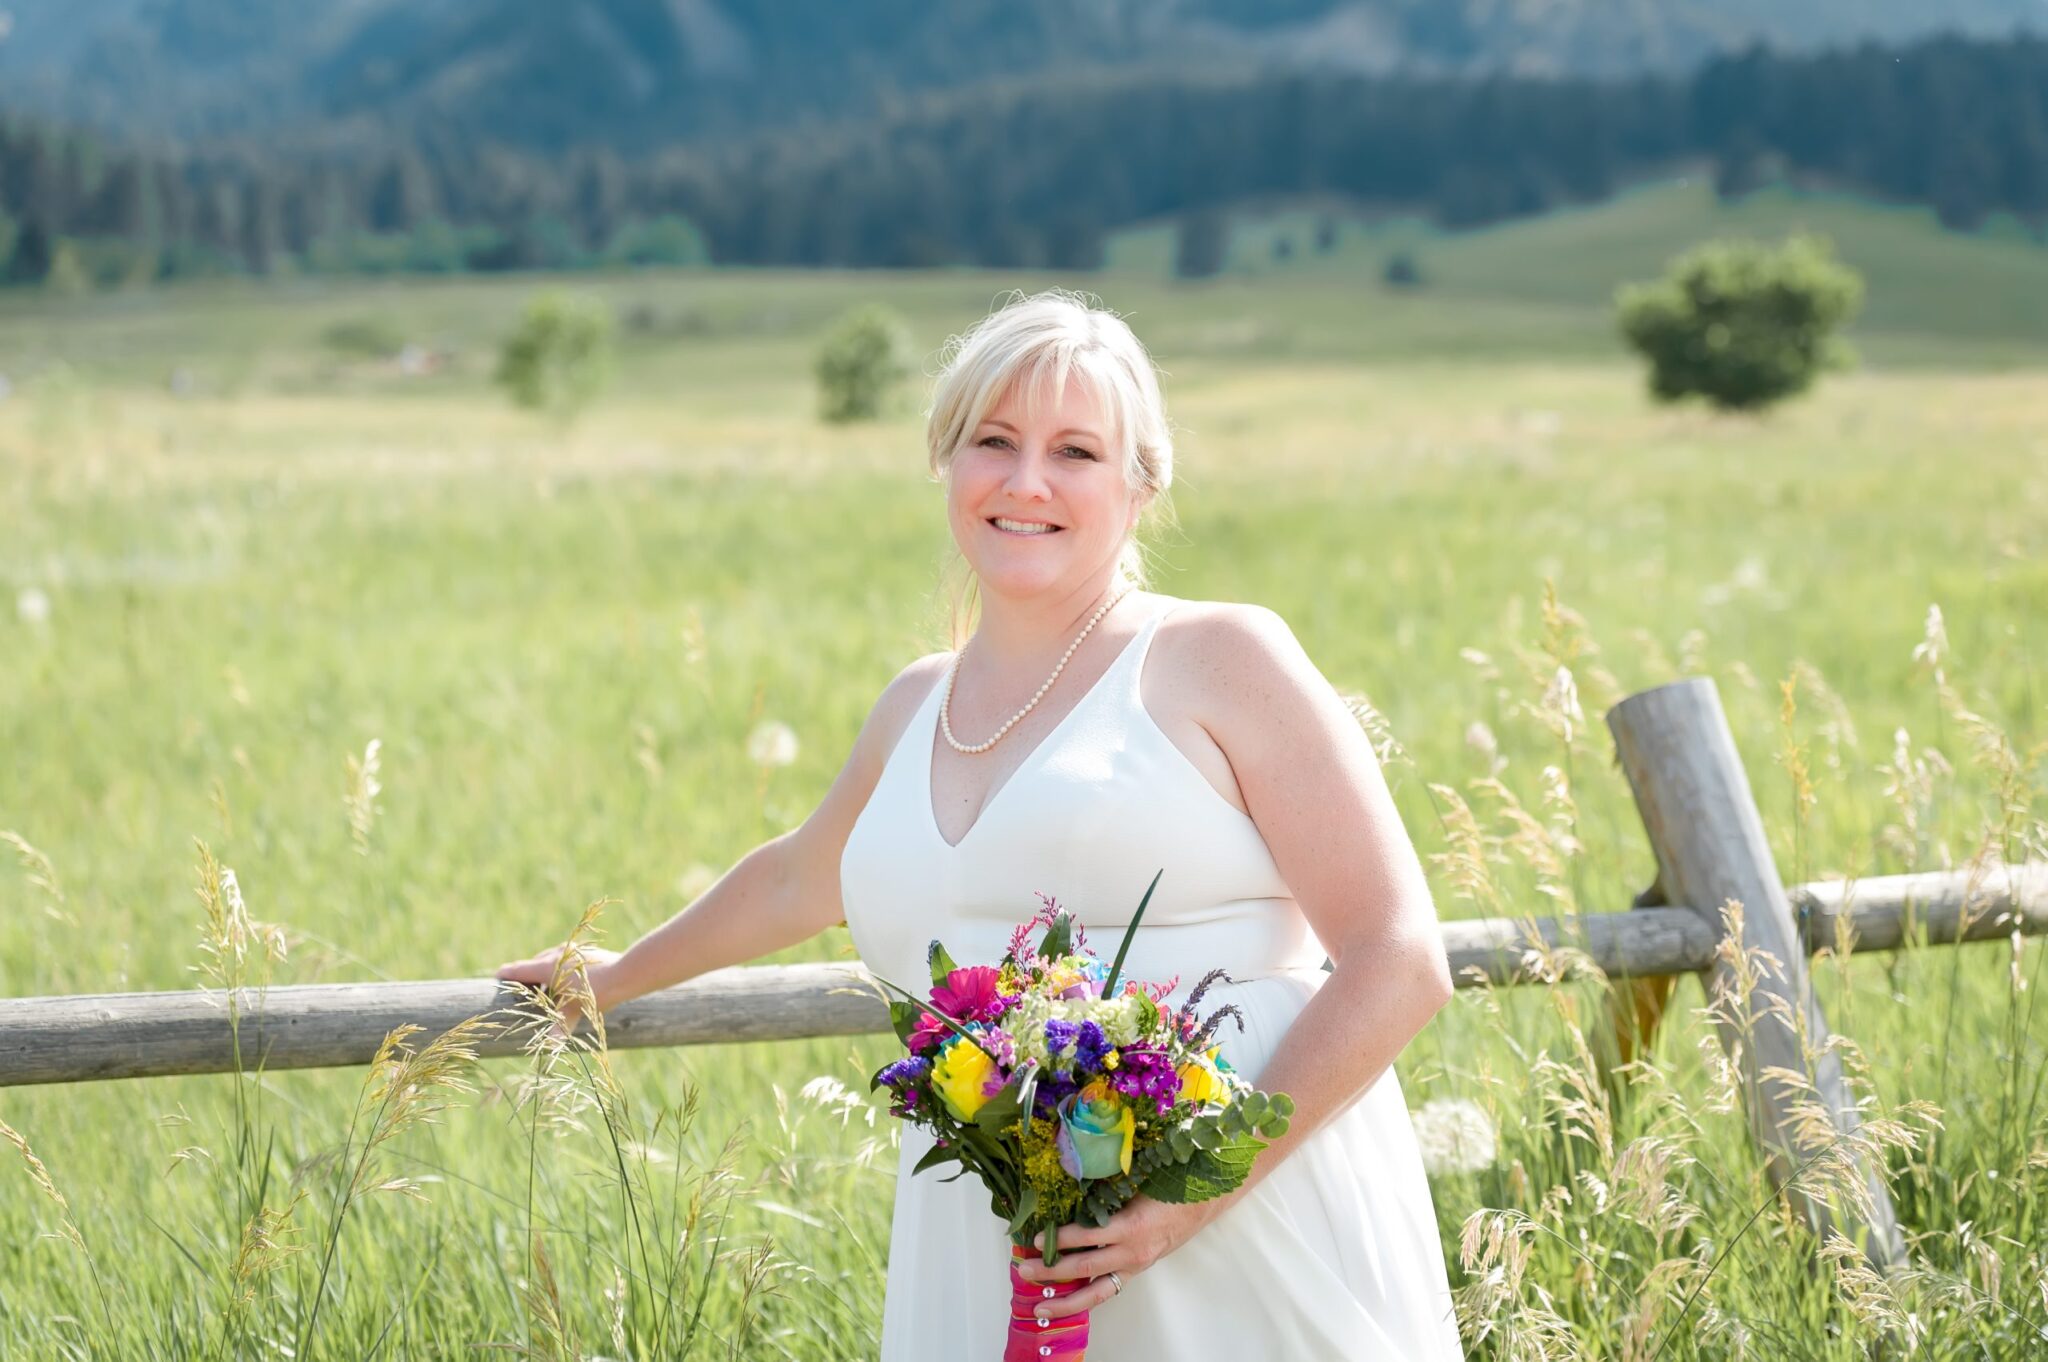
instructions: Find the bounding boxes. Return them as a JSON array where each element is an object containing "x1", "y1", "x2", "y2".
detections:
[
  {"x1": 977, "y1": 435, "x2": 1012, "y2": 450},
  {"x1": 1061, "y1": 446, "x2": 1100, "y2": 461}
]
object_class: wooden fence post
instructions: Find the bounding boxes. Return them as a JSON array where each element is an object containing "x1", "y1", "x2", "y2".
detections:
[{"x1": 1607, "y1": 676, "x2": 1906, "y2": 1268}]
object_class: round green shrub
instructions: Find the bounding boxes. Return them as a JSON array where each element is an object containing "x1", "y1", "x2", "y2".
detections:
[
  {"x1": 814, "y1": 304, "x2": 914, "y2": 424},
  {"x1": 1616, "y1": 233, "x2": 1864, "y2": 412},
  {"x1": 492, "y1": 291, "x2": 615, "y2": 424}
]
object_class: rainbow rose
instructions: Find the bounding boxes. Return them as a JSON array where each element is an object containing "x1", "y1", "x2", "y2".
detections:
[
  {"x1": 1055, "y1": 1078, "x2": 1134, "y2": 1179},
  {"x1": 931, "y1": 1035, "x2": 999, "y2": 1122}
]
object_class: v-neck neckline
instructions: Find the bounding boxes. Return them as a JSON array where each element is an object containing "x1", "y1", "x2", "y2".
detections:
[{"x1": 925, "y1": 603, "x2": 1168, "y2": 852}]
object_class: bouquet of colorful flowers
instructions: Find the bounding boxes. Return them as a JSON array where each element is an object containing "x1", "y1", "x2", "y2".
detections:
[{"x1": 869, "y1": 871, "x2": 1296, "y2": 1361}]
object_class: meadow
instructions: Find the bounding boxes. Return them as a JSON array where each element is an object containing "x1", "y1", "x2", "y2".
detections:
[{"x1": 2, "y1": 189, "x2": 2046, "y2": 1359}]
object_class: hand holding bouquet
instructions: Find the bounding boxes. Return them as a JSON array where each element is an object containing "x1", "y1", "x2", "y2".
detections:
[{"x1": 869, "y1": 871, "x2": 1295, "y2": 1360}]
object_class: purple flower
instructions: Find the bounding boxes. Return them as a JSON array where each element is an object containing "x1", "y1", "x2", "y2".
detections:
[
  {"x1": 1035, "y1": 1069, "x2": 1080, "y2": 1117},
  {"x1": 1072, "y1": 1021, "x2": 1110, "y2": 1071},
  {"x1": 877, "y1": 1056, "x2": 932, "y2": 1088},
  {"x1": 1044, "y1": 1019, "x2": 1081, "y2": 1057},
  {"x1": 1106, "y1": 1045, "x2": 1182, "y2": 1114}
]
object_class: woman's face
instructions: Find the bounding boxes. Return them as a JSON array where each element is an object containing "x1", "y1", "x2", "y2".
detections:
[{"x1": 947, "y1": 372, "x2": 1143, "y2": 604}]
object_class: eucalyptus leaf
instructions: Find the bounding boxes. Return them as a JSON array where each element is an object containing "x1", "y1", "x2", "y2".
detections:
[{"x1": 928, "y1": 938, "x2": 959, "y2": 987}]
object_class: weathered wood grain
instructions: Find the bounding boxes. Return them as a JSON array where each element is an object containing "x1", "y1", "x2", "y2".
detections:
[
  {"x1": 2, "y1": 865, "x2": 2039, "y2": 1090},
  {"x1": 1608, "y1": 676, "x2": 1905, "y2": 1266}
]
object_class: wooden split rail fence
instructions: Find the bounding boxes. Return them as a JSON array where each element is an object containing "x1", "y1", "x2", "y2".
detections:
[{"x1": 5, "y1": 678, "x2": 2044, "y2": 1268}]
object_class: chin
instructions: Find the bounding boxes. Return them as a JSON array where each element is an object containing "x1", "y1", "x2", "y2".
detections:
[{"x1": 972, "y1": 563, "x2": 1065, "y2": 600}]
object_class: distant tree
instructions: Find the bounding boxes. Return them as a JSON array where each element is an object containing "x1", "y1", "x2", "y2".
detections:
[
  {"x1": 1043, "y1": 211, "x2": 1105, "y2": 271},
  {"x1": 403, "y1": 220, "x2": 470, "y2": 273},
  {"x1": 493, "y1": 291, "x2": 615, "y2": 424},
  {"x1": 46, "y1": 240, "x2": 90, "y2": 294},
  {"x1": 4, "y1": 220, "x2": 54, "y2": 286},
  {"x1": 1616, "y1": 234, "x2": 1864, "y2": 412},
  {"x1": 814, "y1": 304, "x2": 914, "y2": 424},
  {"x1": 1272, "y1": 235, "x2": 1295, "y2": 262},
  {"x1": 1712, "y1": 128, "x2": 1779, "y2": 201},
  {"x1": 1382, "y1": 251, "x2": 1423, "y2": 287},
  {"x1": 322, "y1": 315, "x2": 406, "y2": 359},
  {"x1": 1313, "y1": 216, "x2": 1338, "y2": 253},
  {"x1": 603, "y1": 215, "x2": 709, "y2": 267},
  {"x1": 368, "y1": 152, "x2": 438, "y2": 233},
  {"x1": 1174, "y1": 207, "x2": 1228, "y2": 280}
]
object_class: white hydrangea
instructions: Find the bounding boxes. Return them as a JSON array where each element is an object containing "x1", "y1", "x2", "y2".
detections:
[{"x1": 1003, "y1": 991, "x2": 1148, "y2": 1072}]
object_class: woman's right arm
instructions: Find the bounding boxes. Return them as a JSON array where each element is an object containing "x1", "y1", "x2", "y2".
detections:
[{"x1": 495, "y1": 650, "x2": 953, "y2": 1018}]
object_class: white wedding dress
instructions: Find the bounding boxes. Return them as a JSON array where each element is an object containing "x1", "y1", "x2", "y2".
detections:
[{"x1": 840, "y1": 598, "x2": 1465, "y2": 1359}]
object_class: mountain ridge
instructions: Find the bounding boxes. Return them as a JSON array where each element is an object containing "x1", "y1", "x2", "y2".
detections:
[{"x1": 1, "y1": 0, "x2": 2043, "y2": 154}]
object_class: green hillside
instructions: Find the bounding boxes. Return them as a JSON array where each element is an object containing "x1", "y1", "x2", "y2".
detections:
[{"x1": 1109, "y1": 178, "x2": 2048, "y2": 360}]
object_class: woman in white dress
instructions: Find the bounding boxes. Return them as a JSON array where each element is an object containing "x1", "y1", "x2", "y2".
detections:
[{"x1": 499, "y1": 289, "x2": 1466, "y2": 1359}]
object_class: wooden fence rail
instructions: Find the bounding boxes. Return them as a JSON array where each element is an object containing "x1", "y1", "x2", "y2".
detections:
[
  {"x1": 4, "y1": 677, "x2": 2042, "y2": 1269},
  {"x1": 3, "y1": 862, "x2": 2039, "y2": 1089}
]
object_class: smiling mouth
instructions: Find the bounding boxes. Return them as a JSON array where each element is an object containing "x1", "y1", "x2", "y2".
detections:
[{"x1": 988, "y1": 517, "x2": 1064, "y2": 535}]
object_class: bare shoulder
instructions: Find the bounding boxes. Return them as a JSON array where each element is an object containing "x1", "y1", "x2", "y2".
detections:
[
  {"x1": 861, "y1": 649, "x2": 953, "y2": 758},
  {"x1": 1140, "y1": 598, "x2": 1330, "y2": 817},
  {"x1": 1149, "y1": 598, "x2": 1321, "y2": 722}
]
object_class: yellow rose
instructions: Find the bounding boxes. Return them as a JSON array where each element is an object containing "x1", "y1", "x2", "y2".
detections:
[
  {"x1": 932, "y1": 1036, "x2": 998, "y2": 1122},
  {"x1": 1176, "y1": 1047, "x2": 1231, "y2": 1108}
]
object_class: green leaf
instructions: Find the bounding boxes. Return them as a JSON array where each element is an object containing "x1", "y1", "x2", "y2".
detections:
[
  {"x1": 1101, "y1": 869, "x2": 1164, "y2": 999},
  {"x1": 1005, "y1": 1183, "x2": 1040, "y2": 1238},
  {"x1": 1038, "y1": 910, "x2": 1075, "y2": 960},
  {"x1": 973, "y1": 1083, "x2": 1026, "y2": 1135},
  {"x1": 1015, "y1": 1062, "x2": 1040, "y2": 1129},
  {"x1": 1141, "y1": 1136, "x2": 1267, "y2": 1204},
  {"x1": 886, "y1": 999, "x2": 924, "y2": 1048},
  {"x1": 928, "y1": 939, "x2": 959, "y2": 988},
  {"x1": 871, "y1": 975, "x2": 998, "y2": 1064},
  {"x1": 912, "y1": 1141, "x2": 957, "y2": 1176}
]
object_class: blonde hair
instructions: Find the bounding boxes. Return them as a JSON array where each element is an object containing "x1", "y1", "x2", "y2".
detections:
[{"x1": 925, "y1": 289, "x2": 1177, "y2": 646}]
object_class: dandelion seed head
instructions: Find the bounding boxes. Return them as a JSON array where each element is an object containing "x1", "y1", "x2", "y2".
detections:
[
  {"x1": 16, "y1": 586, "x2": 50, "y2": 626},
  {"x1": 1411, "y1": 1096, "x2": 1499, "y2": 1176},
  {"x1": 747, "y1": 719, "x2": 799, "y2": 767}
]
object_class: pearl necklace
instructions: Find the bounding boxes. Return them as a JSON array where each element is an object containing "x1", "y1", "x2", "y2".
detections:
[{"x1": 940, "y1": 584, "x2": 1135, "y2": 755}]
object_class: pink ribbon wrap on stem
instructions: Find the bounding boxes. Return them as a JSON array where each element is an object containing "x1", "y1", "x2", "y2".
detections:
[{"x1": 1004, "y1": 1243, "x2": 1091, "y2": 1360}]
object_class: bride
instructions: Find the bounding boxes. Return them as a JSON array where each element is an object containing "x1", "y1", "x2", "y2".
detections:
[{"x1": 499, "y1": 289, "x2": 1466, "y2": 1358}]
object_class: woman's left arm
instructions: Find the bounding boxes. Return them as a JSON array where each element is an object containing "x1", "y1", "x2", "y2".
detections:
[{"x1": 1021, "y1": 603, "x2": 1455, "y2": 1311}]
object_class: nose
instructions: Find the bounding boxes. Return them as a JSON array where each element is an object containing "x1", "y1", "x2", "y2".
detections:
[{"x1": 1003, "y1": 445, "x2": 1055, "y2": 501}]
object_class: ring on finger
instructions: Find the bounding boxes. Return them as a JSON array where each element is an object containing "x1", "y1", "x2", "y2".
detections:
[{"x1": 1107, "y1": 1270, "x2": 1123, "y2": 1296}]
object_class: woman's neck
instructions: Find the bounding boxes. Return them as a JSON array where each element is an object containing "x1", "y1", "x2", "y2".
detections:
[{"x1": 967, "y1": 577, "x2": 1137, "y2": 673}]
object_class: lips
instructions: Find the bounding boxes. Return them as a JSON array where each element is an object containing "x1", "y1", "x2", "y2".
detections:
[{"x1": 988, "y1": 517, "x2": 1064, "y2": 535}]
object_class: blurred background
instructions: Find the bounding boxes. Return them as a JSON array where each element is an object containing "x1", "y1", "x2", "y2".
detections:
[{"x1": 2, "y1": 5, "x2": 2046, "y2": 1360}]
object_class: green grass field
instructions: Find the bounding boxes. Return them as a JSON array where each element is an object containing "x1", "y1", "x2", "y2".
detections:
[{"x1": 2, "y1": 189, "x2": 2046, "y2": 1359}]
